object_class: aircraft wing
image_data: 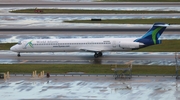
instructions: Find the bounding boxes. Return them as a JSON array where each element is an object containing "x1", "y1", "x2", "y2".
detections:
[{"x1": 80, "y1": 48, "x2": 104, "y2": 52}]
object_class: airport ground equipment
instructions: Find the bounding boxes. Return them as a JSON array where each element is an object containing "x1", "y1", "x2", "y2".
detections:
[
  {"x1": 0, "y1": 72, "x2": 10, "y2": 80},
  {"x1": 175, "y1": 52, "x2": 180, "y2": 79},
  {"x1": 111, "y1": 63, "x2": 132, "y2": 79},
  {"x1": 0, "y1": 73, "x2": 4, "y2": 79},
  {"x1": 32, "y1": 70, "x2": 44, "y2": 79}
]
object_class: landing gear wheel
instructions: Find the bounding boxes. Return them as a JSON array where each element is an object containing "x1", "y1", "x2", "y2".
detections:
[
  {"x1": 94, "y1": 52, "x2": 103, "y2": 58},
  {"x1": 98, "y1": 52, "x2": 102, "y2": 57},
  {"x1": 94, "y1": 53, "x2": 98, "y2": 58},
  {"x1": 17, "y1": 53, "x2": 21, "y2": 57}
]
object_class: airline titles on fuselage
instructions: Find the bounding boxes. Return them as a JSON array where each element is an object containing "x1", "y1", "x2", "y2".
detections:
[
  {"x1": 35, "y1": 40, "x2": 111, "y2": 48},
  {"x1": 36, "y1": 41, "x2": 58, "y2": 44}
]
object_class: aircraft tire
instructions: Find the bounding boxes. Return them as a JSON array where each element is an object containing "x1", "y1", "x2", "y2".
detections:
[
  {"x1": 94, "y1": 53, "x2": 99, "y2": 58},
  {"x1": 98, "y1": 52, "x2": 102, "y2": 57}
]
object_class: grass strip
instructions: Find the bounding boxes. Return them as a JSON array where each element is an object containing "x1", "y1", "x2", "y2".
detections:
[
  {"x1": 0, "y1": 64, "x2": 176, "y2": 75},
  {"x1": 9, "y1": 9, "x2": 180, "y2": 14},
  {"x1": 1, "y1": 40, "x2": 180, "y2": 52},
  {"x1": 64, "y1": 18, "x2": 180, "y2": 24},
  {"x1": 101, "y1": 0, "x2": 180, "y2": 2},
  {"x1": 0, "y1": 43, "x2": 16, "y2": 50}
]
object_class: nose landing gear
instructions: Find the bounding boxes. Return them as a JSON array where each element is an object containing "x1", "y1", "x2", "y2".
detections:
[{"x1": 17, "y1": 52, "x2": 21, "y2": 57}]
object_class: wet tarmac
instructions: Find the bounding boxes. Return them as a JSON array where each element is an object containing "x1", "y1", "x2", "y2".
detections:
[
  {"x1": 1, "y1": 6, "x2": 180, "y2": 12},
  {"x1": 0, "y1": 14, "x2": 180, "y2": 29},
  {"x1": 0, "y1": 76, "x2": 180, "y2": 100},
  {"x1": 0, "y1": 50, "x2": 177, "y2": 65},
  {"x1": 0, "y1": 2, "x2": 180, "y2": 29},
  {"x1": 0, "y1": 1, "x2": 180, "y2": 99}
]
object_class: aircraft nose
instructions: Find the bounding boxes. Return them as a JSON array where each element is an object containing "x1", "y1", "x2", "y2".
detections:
[{"x1": 10, "y1": 46, "x2": 16, "y2": 52}]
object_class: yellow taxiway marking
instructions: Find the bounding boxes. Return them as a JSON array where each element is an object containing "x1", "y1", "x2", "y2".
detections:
[{"x1": 20, "y1": 60, "x2": 28, "y2": 64}]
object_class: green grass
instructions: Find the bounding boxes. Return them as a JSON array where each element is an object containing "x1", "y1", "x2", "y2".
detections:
[
  {"x1": 9, "y1": 9, "x2": 180, "y2": 14},
  {"x1": 1, "y1": 40, "x2": 180, "y2": 52},
  {"x1": 101, "y1": 0, "x2": 180, "y2": 2},
  {"x1": 64, "y1": 18, "x2": 180, "y2": 24},
  {"x1": 0, "y1": 64, "x2": 176, "y2": 75},
  {"x1": 0, "y1": 43, "x2": 16, "y2": 50}
]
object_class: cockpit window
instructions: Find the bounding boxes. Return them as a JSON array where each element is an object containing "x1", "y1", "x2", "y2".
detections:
[{"x1": 18, "y1": 41, "x2": 22, "y2": 45}]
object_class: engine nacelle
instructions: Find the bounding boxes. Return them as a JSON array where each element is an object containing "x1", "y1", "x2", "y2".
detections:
[{"x1": 119, "y1": 42, "x2": 144, "y2": 49}]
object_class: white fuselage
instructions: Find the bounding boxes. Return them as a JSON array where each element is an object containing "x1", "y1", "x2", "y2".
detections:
[
  {"x1": 11, "y1": 38, "x2": 144, "y2": 53},
  {"x1": 10, "y1": 23, "x2": 169, "y2": 58}
]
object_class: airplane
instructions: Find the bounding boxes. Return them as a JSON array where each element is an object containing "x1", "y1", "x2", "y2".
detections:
[{"x1": 10, "y1": 23, "x2": 169, "y2": 58}]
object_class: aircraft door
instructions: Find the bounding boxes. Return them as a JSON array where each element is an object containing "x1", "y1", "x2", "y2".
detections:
[
  {"x1": 112, "y1": 41, "x2": 116, "y2": 48},
  {"x1": 21, "y1": 41, "x2": 26, "y2": 49},
  {"x1": 119, "y1": 41, "x2": 121, "y2": 48}
]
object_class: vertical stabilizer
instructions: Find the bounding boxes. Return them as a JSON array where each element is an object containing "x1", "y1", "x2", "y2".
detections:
[{"x1": 134, "y1": 23, "x2": 169, "y2": 46}]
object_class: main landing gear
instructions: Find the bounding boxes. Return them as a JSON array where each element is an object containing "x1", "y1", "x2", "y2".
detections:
[
  {"x1": 94, "y1": 52, "x2": 103, "y2": 58},
  {"x1": 17, "y1": 52, "x2": 21, "y2": 57}
]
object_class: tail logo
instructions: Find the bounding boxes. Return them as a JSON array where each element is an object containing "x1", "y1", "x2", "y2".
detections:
[
  {"x1": 152, "y1": 27, "x2": 162, "y2": 44},
  {"x1": 134, "y1": 23, "x2": 169, "y2": 46}
]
